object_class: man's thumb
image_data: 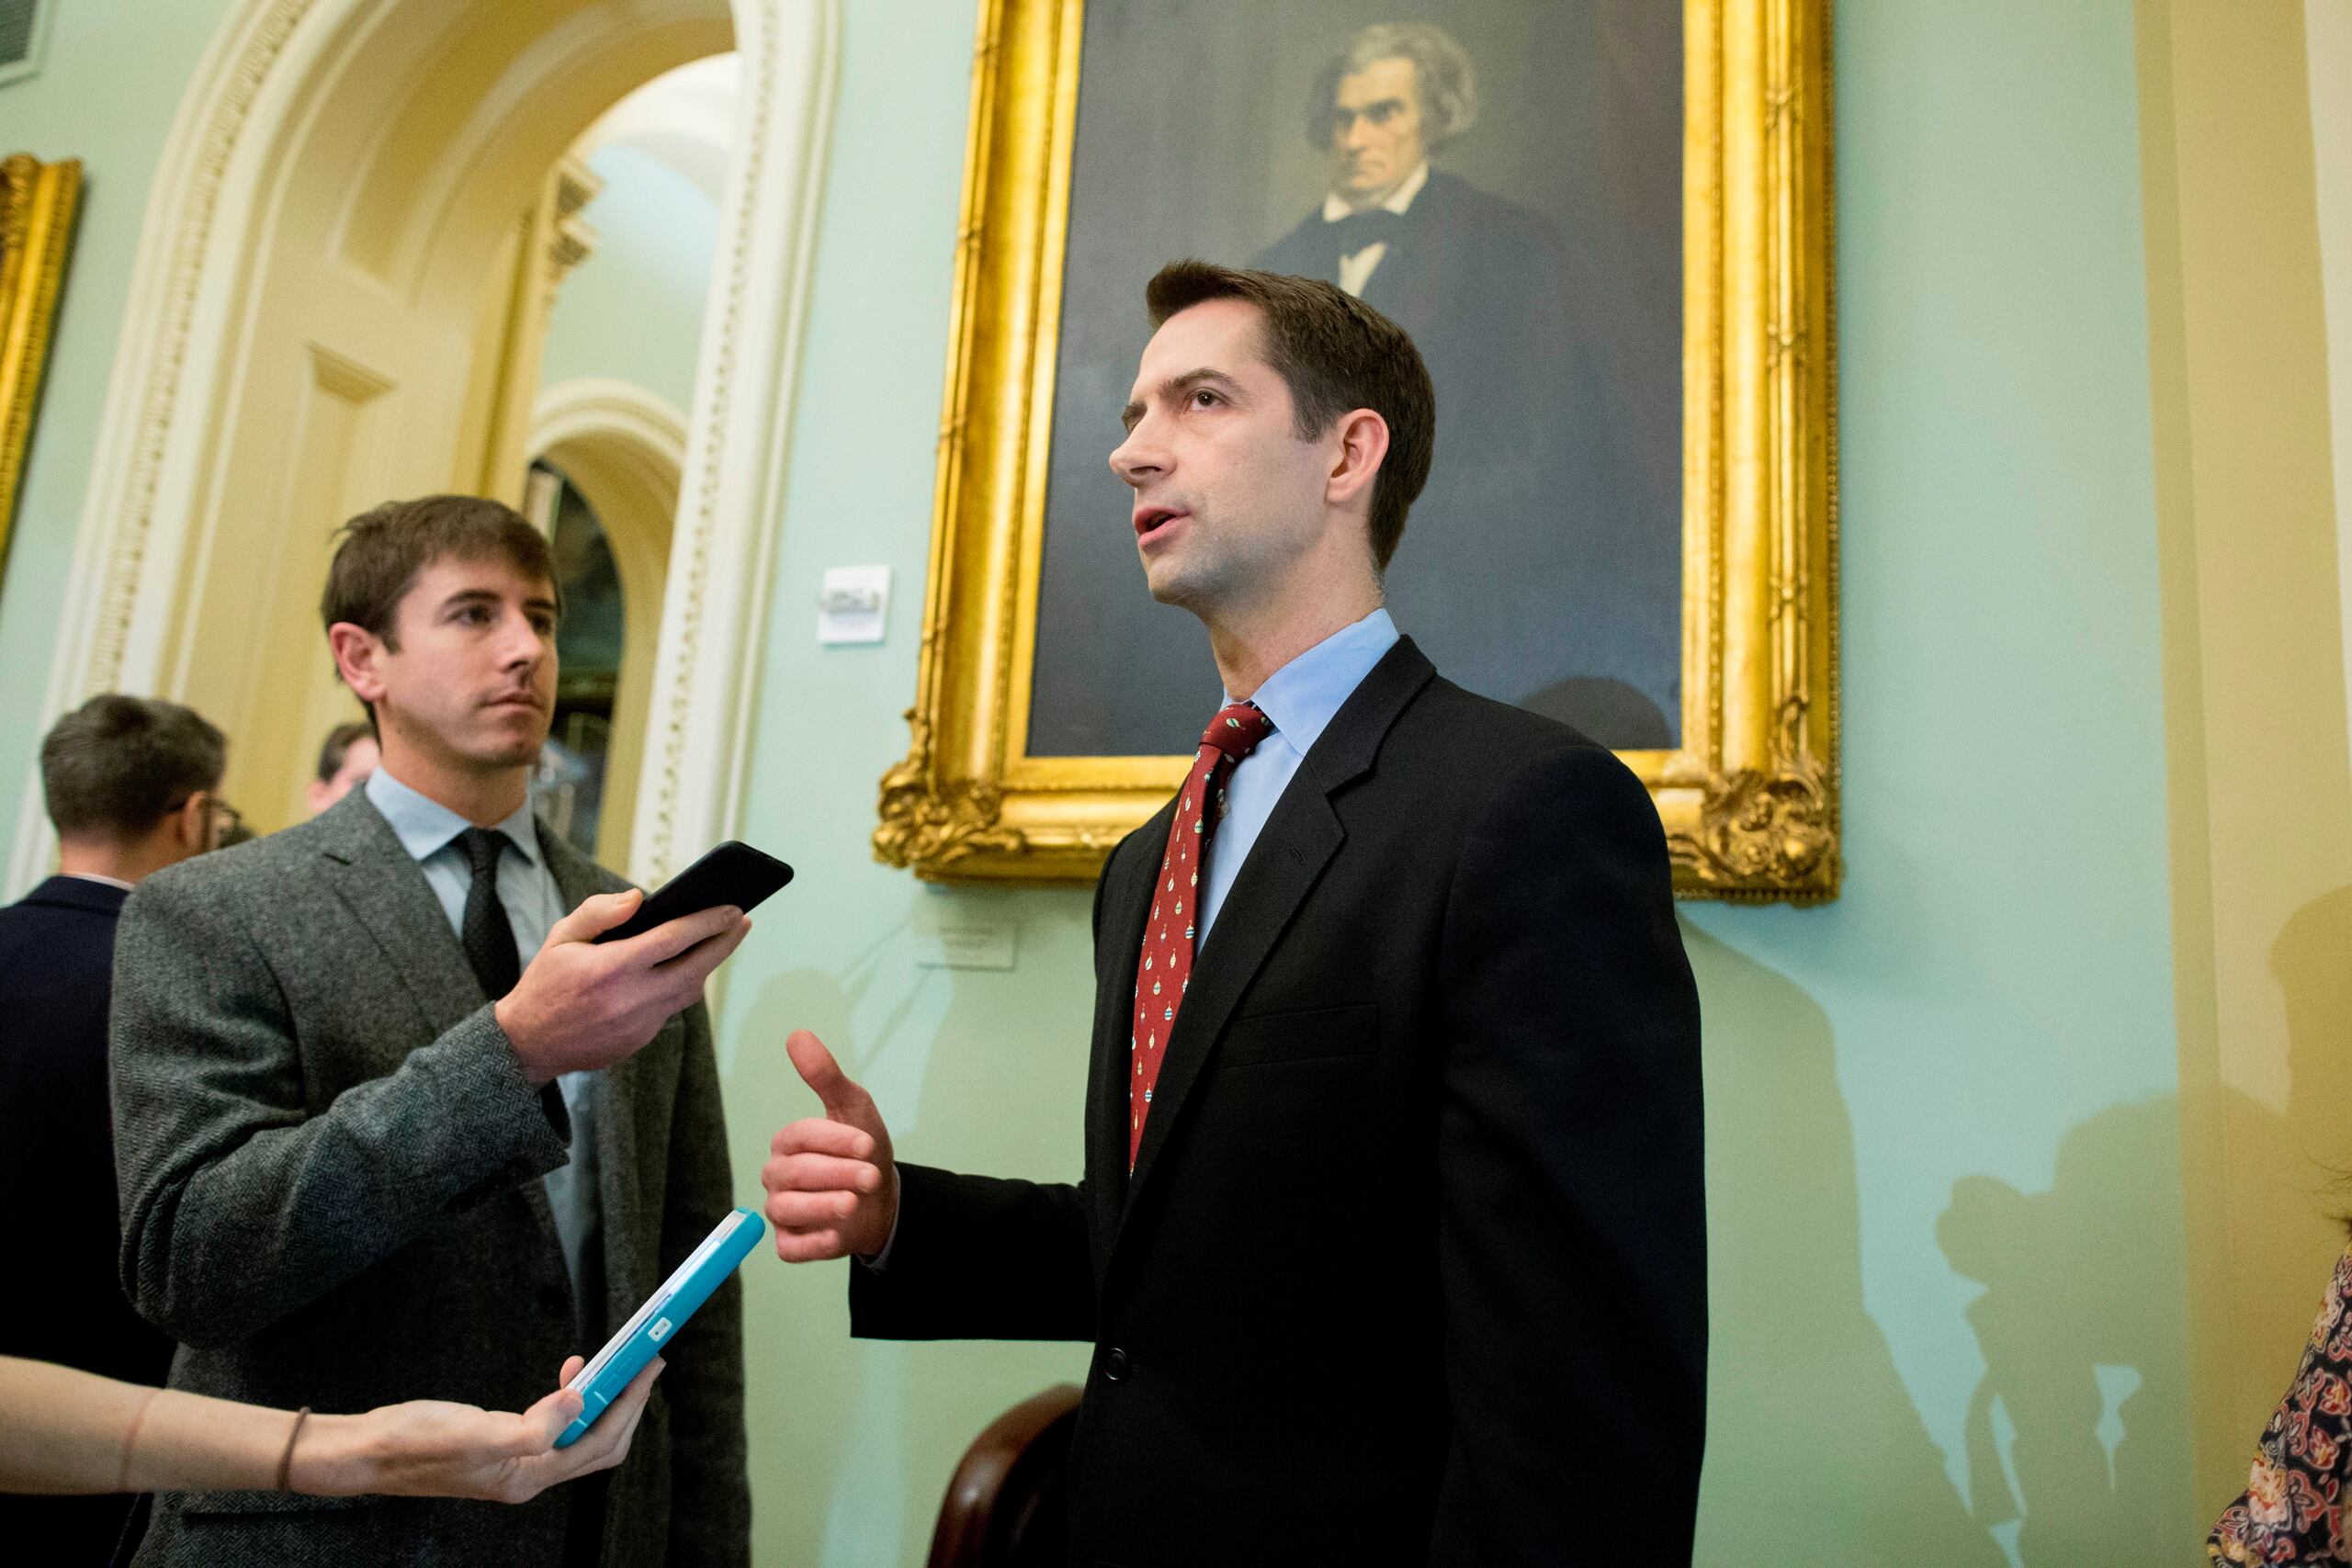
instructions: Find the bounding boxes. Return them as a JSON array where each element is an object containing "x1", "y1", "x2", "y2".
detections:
[{"x1": 786, "y1": 1029, "x2": 870, "y2": 1123}]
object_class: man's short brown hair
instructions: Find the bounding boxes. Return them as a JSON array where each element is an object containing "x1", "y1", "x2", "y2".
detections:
[
  {"x1": 40, "y1": 694, "x2": 226, "y2": 841},
  {"x1": 1145, "y1": 261, "x2": 1435, "y2": 571},
  {"x1": 320, "y1": 494, "x2": 555, "y2": 648},
  {"x1": 314, "y1": 719, "x2": 375, "y2": 784}
]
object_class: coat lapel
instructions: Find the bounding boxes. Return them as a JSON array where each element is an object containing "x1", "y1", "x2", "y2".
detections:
[
  {"x1": 1119, "y1": 638, "x2": 1438, "y2": 1222},
  {"x1": 312, "y1": 790, "x2": 488, "y2": 1039},
  {"x1": 1085, "y1": 819, "x2": 1165, "y2": 1270}
]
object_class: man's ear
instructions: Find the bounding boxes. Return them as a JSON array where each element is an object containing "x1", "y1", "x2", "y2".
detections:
[
  {"x1": 173, "y1": 791, "x2": 213, "y2": 855},
  {"x1": 328, "y1": 622, "x2": 390, "y2": 708},
  {"x1": 1325, "y1": 408, "x2": 1392, "y2": 513}
]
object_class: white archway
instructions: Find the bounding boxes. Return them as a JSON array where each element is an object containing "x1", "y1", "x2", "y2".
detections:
[
  {"x1": 529, "y1": 377, "x2": 688, "y2": 870},
  {"x1": 12, "y1": 0, "x2": 837, "y2": 888}
]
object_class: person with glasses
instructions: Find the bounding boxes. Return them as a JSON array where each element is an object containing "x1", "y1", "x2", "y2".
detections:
[{"x1": 0, "y1": 694, "x2": 231, "y2": 1563}]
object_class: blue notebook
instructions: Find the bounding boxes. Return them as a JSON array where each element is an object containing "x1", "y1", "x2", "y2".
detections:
[{"x1": 557, "y1": 1206, "x2": 764, "y2": 1449}]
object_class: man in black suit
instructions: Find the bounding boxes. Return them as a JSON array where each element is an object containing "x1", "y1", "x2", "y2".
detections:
[
  {"x1": 0, "y1": 694, "x2": 227, "y2": 1562},
  {"x1": 764, "y1": 264, "x2": 1706, "y2": 1563}
]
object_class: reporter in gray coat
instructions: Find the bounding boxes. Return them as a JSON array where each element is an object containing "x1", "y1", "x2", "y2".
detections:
[{"x1": 109, "y1": 496, "x2": 752, "y2": 1566}]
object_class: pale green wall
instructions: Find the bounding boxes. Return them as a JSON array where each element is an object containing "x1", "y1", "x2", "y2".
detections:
[
  {"x1": 0, "y1": 0, "x2": 239, "y2": 853},
  {"x1": 714, "y1": 5, "x2": 1094, "y2": 1561},
  {"x1": 1681, "y1": 3, "x2": 2188, "y2": 1561},
  {"x1": 0, "y1": 1, "x2": 2198, "y2": 1564},
  {"x1": 539, "y1": 142, "x2": 718, "y2": 415},
  {"x1": 723, "y1": 2, "x2": 2191, "y2": 1565}
]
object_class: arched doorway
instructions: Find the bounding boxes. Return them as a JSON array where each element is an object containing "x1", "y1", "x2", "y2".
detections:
[
  {"x1": 15, "y1": 0, "x2": 835, "y2": 887},
  {"x1": 529, "y1": 378, "x2": 688, "y2": 870}
]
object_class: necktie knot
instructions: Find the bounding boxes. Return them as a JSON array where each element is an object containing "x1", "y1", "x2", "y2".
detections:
[{"x1": 1198, "y1": 702, "x2": 1274, "y2": 764}]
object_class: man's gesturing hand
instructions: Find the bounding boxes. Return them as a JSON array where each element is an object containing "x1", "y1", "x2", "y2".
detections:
[
  {"x1": 494, "y1": 890, "x2": 751, "y2": 1083},
  {"x1": 763, "y1": 1030, "x2": 898, "y2": 1262}
]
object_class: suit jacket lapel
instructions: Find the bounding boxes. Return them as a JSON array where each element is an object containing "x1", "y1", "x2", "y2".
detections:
[
  {"x1": 1086, "y1": 818, "x2": 1164, "y2": 1270},
  {"x1": 313, "y1": 791, "x2": 487, "y2": 1039},
  {"x1": 537, "y1": 825, "x2": 649, "y2": 1315},
  {"x1": 1119, "y1": 638, "x2": 1439, "y2": 1221}
]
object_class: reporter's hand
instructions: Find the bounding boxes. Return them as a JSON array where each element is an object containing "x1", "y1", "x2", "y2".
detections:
[
  {"x1": 292, "y1": 1356, "x2": 662, "y2": 1503},
  {"x1": 495, "y1": 890, "x2": 751, "y2": 1082},
  {"x1": 763, "y1": 1030, "x2": 898, "y2": 1261}
]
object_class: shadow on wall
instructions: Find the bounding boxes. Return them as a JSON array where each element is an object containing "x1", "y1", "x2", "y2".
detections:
[
  {"x1": 1686, "y1": 928, "x2": 2002, "y2": 1567},
  {"x1": 2145, "y1": 884, "x2": 2352, "y2": 1539},
  {"x1": 725, "y1": 896, "x2": 1096, "y2": 1568},
  {"x1": 1939, "y1": 1095, "x2": 2193, "y2": 1564},
  {"x1": 731, "y1": 933, "x2": 921, "y2": 1568}
]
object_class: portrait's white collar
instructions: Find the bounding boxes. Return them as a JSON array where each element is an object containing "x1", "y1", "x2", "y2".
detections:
[{"x1": 1323, "y1": 160, "x2": 1430, "y2": 224}]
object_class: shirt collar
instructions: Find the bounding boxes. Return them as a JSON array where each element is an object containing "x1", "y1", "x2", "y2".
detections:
[
  {"x1": 365, "y1": 766, "x2": 541, "y2": 867},
  {"x1": 1321, "y1": 160, "x2": 1430, "y2": 224},
  {"x1": 1226, "y1": 607, "x2": 1400, "y2": 760},
  {"x1": 66, "y1": 873, "x2": 136, "y2": 892}
]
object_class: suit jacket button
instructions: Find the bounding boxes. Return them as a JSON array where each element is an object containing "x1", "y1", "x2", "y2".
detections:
[
  {"x1": 1102, "y1": 1347, "x2": 1131, "y2": 1382},
  {"x1": 539, "y1": 1286, "x2": 568, "y2": 1317}
]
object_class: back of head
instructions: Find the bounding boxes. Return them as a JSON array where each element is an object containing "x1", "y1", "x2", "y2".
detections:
[
  {"x1": 320, "y1": 494, "x2": 554, "y2": 651},
  {"x1": 41, "y1": 695, "x2": 227, "y2": 843},
  {"x1": 1145, "y1": 260, "x2": 1435, "y2": 570},
  {"x1": 315, "y1": 719, "x2": 376, "y2": 783}
]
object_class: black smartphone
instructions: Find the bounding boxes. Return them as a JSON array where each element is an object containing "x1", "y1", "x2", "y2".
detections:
[{"x1": 592, "y1": 840, "x2": 795, "y2": 945}]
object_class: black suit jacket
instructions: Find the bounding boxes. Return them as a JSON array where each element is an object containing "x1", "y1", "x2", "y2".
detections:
[
  {"x1": 0, "y1": 876, "x2": 175, "y2": 1562},
  {"x1": 853, "y1": 639, "x2": 1707, "y2": 1565}
]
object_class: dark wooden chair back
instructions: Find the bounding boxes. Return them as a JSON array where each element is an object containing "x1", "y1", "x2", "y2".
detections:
[{"x1": 926, "y1": 1383, "x2": 1084, "y2": 1568}]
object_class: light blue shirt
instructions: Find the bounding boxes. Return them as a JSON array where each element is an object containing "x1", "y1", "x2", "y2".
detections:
[
  {"x1": 1199, "y1": 606, "x2": 1400, "y2": 945},
  {"x1": 365, "y1": 767, "x2": 605, "y2": 1331}
]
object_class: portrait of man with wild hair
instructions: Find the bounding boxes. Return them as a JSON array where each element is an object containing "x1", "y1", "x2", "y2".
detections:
[{"x1": 1034, "y1": 4, "x2": 1685, "y2": 759}]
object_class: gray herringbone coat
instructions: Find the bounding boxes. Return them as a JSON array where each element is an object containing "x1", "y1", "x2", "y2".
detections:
[{"x1": 110, "y1": 788, "x2": 749, "y2": 1566}]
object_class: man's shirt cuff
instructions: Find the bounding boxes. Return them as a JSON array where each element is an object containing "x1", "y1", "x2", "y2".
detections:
[{"x1": 855, "y1": 1167, "x2": 902, "y2": 1270}]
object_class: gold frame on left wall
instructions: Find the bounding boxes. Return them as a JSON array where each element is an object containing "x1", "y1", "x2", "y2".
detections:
[{"x1": 0, "y1": 154, "x2": 82, "y2": 579}]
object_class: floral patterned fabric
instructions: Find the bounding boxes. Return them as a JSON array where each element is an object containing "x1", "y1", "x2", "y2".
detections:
[{"x1": 2212, "y1": 1247, "x2": 2352, "y2": 1564}]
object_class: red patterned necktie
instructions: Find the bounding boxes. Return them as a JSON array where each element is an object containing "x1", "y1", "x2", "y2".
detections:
[{"x1": 1130, "y1": 700, "x2": 1276, "y2": 1167}]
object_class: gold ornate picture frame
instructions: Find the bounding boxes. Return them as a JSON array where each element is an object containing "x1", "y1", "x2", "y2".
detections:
[
  {"x1": 876, "y1": 0, "x2": 1838, "y2": 903},
  {"x1": 0, "y1": 154, "x2": 83, "y2": 579}
]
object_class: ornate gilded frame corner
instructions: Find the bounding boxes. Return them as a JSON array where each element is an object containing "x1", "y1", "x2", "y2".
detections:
[
  {"x1": 0, "y1": 154, "x2": 83, "y2": 581},
  {"x1": 877, "y1": 0, "x2": 1839, "y2": 903}
]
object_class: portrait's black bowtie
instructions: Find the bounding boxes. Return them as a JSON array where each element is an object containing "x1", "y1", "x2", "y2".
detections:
[{"x1": 1329, "y1": 206, "x2": 1407, "y2": 254}]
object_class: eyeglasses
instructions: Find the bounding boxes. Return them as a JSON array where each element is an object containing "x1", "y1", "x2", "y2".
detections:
[
  {"x1": 208, "y1": 797, "x2": 252, "y2": 850},
  {"x1": 170, "y1": 792, "x2": 250, "y2": 851}
]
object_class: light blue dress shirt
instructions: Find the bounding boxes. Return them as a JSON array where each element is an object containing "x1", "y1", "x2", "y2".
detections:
[
  {"x1": 1198, "y1": 606, "x2": 1399, "y2": 946},
  {"x1": 364, "y1": 767, "x2": 605, "y2": 1330}
]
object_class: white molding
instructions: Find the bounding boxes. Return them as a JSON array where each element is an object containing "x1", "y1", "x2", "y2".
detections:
[
  {"x1": 8, "y1": 0, "x2": 838, "y2": 896},
  {"x1": 529, "y1": 376, "x2": 690, "y2": 474},
  {"x1": 631, "y1": 0, "x2": 837, "y2": 885},
  {"x1": 577, "y1": 53, "x2": 741, "y2": 203}
]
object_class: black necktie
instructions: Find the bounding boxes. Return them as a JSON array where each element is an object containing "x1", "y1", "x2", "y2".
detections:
[
  {"x1": 1329, "y1": 206, "x2": 1405, "y2": 256},
  {"x1": 458, "y1": 828, "x2": 521, "y2": 1000}
]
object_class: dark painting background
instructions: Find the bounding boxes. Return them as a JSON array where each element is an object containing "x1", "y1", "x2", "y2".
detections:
[{"x1": 1027, "y1": 0, "x2": 1682, "y2": 757}]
